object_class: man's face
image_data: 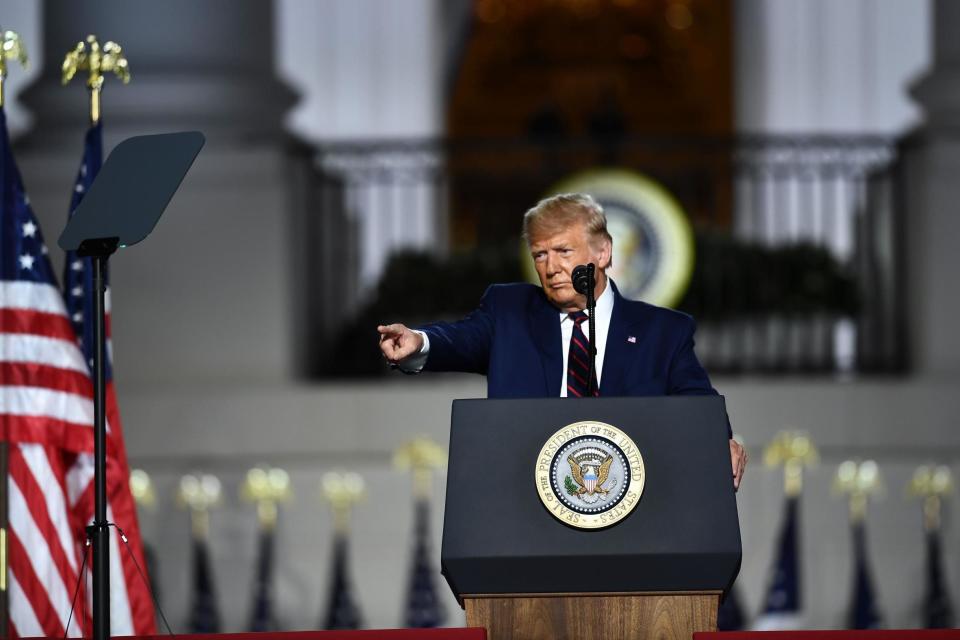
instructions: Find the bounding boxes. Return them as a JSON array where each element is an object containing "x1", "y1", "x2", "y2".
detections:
[{"x1": 529, "y1": 221, "x2": 611, "y2": 312}]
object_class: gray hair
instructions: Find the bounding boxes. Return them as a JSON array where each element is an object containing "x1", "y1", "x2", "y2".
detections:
[{"x1": 522, "y1": 193, "x2": 612, "y2": 249}]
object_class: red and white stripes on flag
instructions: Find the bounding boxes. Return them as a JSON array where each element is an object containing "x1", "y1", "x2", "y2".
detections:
[
  {"x1": 3, "y1": 281, "x2": 90, "y2": 637},
  {"x1": 1, "y1": 283, "x2": 153, "y2": 636},
  {"x1": 2, "y1": 104, "x2": 154, "y2": 635}
]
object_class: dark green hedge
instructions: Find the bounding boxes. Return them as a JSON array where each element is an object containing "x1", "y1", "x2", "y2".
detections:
[{"x1": 323, "y1": 235, "x2": 858, "y2": 377}]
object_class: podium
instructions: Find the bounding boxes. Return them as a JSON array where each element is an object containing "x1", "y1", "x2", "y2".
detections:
[{"x1": 440, "y1": 396, "x2": 741, "y2": 640}]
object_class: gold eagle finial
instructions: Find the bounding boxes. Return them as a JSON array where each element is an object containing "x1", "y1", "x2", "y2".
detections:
[
  {"x1": 763, "y1": 430, "x2": 818, "y2": 497},
  {"x1": 0, "y1": 29, "x2": 29, "y2": 108},
  {"x1": 394, "y1": 436, "x2": 447, "y2": 500},
  {"x1": 240, "y1": 466, "x2": 293, "y2": 530},
  {"x1": 908, "y1": 464, "x2": 952, "y2": 532},
  {"x1": 833, "y1": 460, "x2": 883, "y2": 523},
  {"x1": 129, "y1": 469, "x2": 156, "y2": 508},
  {"x1": 322, "y1": 471, "x2": 365, "y2": 535},
  {"x1": 62, "y1": 35, "x2": 130, "y2": 124},
  {"x1": 177, "y1": 473, "x2": 222, "y2": 539}
]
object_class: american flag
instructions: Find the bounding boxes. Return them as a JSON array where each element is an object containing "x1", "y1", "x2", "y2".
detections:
[
  {"x1": 402, "y1": 500, "x2": 445, "y2": 629},
  {"x1": 923, "y1": 527, "x2": 953, "y2": 628},
  {"x1": 322, "y1": 535, "x2": 363, "y2": 630},
  {"x1": 753, "y1": 495, "x2": 802, "y2": 630},
  {"x1": 0, "y1": 107, "x2": 154, "y2": 636},
  {"x1": 248, "y1": 526, "x2": 276, "y2": 632},
  {"x1": 61, "y1": 120, "x2": 155, "y2": 636},
  {"x1": 1, "y1": 107, "x2": 88, "y2": 637},
  {"x1": 847, "y1": 520, "x2": 882, "y2": 629}
]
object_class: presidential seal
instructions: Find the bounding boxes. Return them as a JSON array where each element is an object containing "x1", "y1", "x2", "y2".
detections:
[{"x1": 535, "y1": 421, "x2": 645, "y2": 529}]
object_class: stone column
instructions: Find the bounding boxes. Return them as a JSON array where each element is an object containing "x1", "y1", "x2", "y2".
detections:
[
  {"x1": 905, "y1": 0, "x2": 960, "y2": 375},
  {"x1": 17, "y1": 0, "x2": 300, "y2": 384},
  {"x1": 21, "y1": 0, "x2": 295, "y2": 144},
  {"x1": 277, "y1": 0, "x2": 448, "y2": 302},
  {"x1": 734, "y1": 0, "x2": 929, "y2": 134}
]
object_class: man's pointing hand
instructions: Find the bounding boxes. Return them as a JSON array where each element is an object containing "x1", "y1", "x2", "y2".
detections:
[{"x1": 377, "y1": 323, "x2": 424, "y2": 363}]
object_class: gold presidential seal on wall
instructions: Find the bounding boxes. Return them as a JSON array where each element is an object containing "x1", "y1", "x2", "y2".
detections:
[
  {"x1": 535, "y1": 421, "x2": 645, "y2": 529},
  {"x1": 522, "y1": 169, "x2": 695, "y2": 309}
]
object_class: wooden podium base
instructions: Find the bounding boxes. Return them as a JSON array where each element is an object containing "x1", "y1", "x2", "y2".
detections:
[{"x1": 463, "y1": 592, "x2": 720, "y2": 640}]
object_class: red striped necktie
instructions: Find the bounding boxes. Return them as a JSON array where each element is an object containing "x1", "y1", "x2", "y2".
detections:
[{"x1": 567, "y1": 311, "x2": 599, "y2": 397}]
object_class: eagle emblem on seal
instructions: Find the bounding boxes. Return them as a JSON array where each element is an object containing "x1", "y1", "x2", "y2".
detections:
[
  {"x1": 536, "y1": 423, "x2": 644, "y2": 529},
  {"x1": 567, "y1": 450, "x2": 614, "y2": 496}
]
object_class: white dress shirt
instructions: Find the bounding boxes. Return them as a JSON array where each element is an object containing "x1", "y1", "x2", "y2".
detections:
[
  {"x1": 559, "y1": 282, "x2": 613, "y2": 396},
  {"x1": 401, "y1": 282, "x2": 615, "y2": 397}
]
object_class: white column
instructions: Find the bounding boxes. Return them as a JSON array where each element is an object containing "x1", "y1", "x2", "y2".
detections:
[
  {"x1": 905, "y1": 0, "x2": 960, "y2": 375},
  {"x1": 277, "y1": 0, "x2": 445, "y2": 296},
  {"x1": 277, "y1": 0, "x2": 442, "y2": 141},
  {"x1": 734, "y1": 0, "x2": 931, "y2": 372},
  {"x1": 735, "y1": 0, "x2": 930, "y2": 134}
]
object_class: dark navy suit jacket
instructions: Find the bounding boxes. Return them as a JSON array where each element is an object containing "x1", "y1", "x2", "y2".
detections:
[{"x1": 421, "y1": 281, "x2": 721, "y2": 404}]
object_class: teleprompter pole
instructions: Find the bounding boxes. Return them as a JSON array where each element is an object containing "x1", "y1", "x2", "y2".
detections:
[
  {"x1": 57, "y1": 130, "x2": 206, "y2": 638},
  {"x1": 65, "y1": 39, "x2": 129, "y2": 638},
  {"x1": 80, "y1": 240, "x2": 119, "y2": 640},
  {"x1": 92, "y1": 252, "x2": 108, "y2": 640}
]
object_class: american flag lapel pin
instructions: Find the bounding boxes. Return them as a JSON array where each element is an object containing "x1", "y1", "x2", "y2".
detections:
[{"x1": 627, "y1": 336, "x2": 637, "y2": 343}]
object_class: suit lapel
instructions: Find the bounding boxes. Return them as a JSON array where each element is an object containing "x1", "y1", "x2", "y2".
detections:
[
  {"x1": 529, "y1": 290, "x2": 562, "y2": 396},
  {"x1": 600, "y1": 284, "x2": 639, "y2": 396}
]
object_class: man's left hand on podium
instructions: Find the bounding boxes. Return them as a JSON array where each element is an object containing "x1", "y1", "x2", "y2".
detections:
[{"x1": 730, "y1": 438, "x2": 747, "y2": 491}]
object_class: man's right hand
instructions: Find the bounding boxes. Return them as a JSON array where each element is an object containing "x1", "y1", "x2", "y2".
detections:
[{"x1": 377, "y1": 323, "x2": 424, "y2": 363}]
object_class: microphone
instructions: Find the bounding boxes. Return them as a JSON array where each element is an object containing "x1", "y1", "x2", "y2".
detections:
[
  {"x1": 571, "y1": 263, "x2": 598, "y2": 395},
  {"x1": 572, "y1": 263, "x2": 595, "y2": 295}
]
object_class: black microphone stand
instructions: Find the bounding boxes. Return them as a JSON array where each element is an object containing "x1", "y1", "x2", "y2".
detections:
[
  {"x1": 572, "y1": 263, "x2": 598, "y2": 396},
  {"x1": 585, "y1": 263, "x2": 597, "y2": 396}
]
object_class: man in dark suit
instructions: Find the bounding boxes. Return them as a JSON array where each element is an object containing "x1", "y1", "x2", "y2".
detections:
[{"x1": 378, "y1": 193, "x2": 747, "y2": 488}]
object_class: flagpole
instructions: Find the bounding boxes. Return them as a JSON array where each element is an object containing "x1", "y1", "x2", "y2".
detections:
[
  {"x1": 0, "y1": 442, "x2": 7, "y2": 640},
  {"x1": 178, "y1": 473, "x2": 223, "y2": 633},
  {"x1": 0, "y1": 30, "x2": 27, "y2": 639},
  {"x1": 241, "y1": 466, "x2": 291, "y2": 632},
  {"x1": 909, "y1": 465, "x2": 954, "y2": 628},
  {"x1": 62, "y1": 36, "x2": 129, "y2": 640},
  {"x1": 754, "y1": 431, "x2": 818, "y2": 630},
  {"x1": 321, "y1": 472, "x2": 365, "y2": 630},
  {"x1": 395, "y1": 437, "x2": 448, "y2": 628},
  {"x1": 834, "y1": 459, "x2": 883, "y2": 629}
]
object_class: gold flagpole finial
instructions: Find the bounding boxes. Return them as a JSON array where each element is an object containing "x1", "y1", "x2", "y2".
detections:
[
  {"x1": 241, "y1": 466, "x2": 293, "y2": 530},
  {"x1": 62, "y1": 34, "x2": 130, "y2": 124},
  {"x1": 833, "y1": 460, "x2": 883, "y2": 523},
  {"x1": 0, "y1": 30, "x2": 29, "y2": 108},
  {"x1": 763, "y1": 431, "x2": 818, "y2": 497},
  {"x1": 130, "y1": 469, "x2": 156, "y2": 509},
  {"x1": 394, "y1": 436, "x2": 447, "y2": 500},
  {"x1": 908, "y1": 464, "x2": 953, "y2": 532},
  {"x1": 177, "y1": 473, "x2": 222, "y2": 539},
  {"x1": 321, "y1": 472, "x2": 365, "y2": 535}
]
